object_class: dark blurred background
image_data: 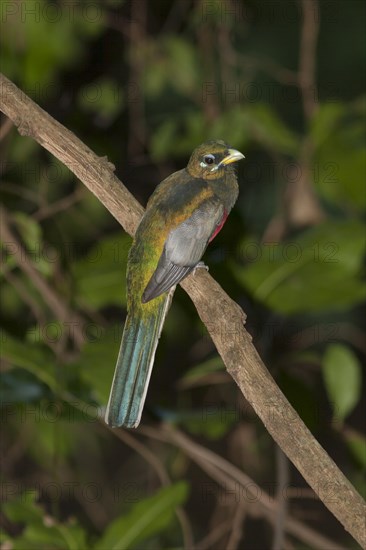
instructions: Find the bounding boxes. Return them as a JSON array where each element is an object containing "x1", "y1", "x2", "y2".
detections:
[{"x1": 0, "y1": 1, "x2": 365, "y2": 548}]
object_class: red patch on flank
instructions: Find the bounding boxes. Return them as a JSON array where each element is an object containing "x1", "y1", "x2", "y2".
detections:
[{"x1": 209, "y1": 209, "x2": 228, "y2": 242}]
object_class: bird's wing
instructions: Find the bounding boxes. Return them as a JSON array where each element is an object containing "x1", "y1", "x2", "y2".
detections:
[{"x1": 142, "y1": 199, "x2": 225, "y2": 302}]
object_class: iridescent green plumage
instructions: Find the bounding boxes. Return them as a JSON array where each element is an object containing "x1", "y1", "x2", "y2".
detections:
[{"x1": 105, "y1": 140, "x2": 244, "y2": 428}]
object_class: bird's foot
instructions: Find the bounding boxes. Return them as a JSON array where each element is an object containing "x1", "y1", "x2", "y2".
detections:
[{"x1": 193, "y1": 261, "x2": 209, "y2": 276}]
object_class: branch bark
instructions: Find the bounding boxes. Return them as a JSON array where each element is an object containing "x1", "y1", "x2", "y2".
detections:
[{"x1": 1, "y1": 73, "x2": 365, "y2": 548}]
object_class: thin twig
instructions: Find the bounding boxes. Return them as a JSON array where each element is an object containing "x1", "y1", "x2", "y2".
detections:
[
  {"x1": 0, "y1": 206, "x2": 85, "y2": 349},
  {"x1": 127, "y1": 0, "x2": 147, "y2": 156},
  {"x1": 196, "y1": 519, "x2": 233, "y2": 550},
  {"x1": 298, "y1": 0, "x2": 320, "y2": 120},
  {"x1": 262, "y1": 0, "x2": 323, "y2": 237},
  {"x1": 0, "y1": 181, "x2": 40, "y2": 203},
  {"x1": 196, "y1": 0, "x2": 221, "y2": 121},
  {"x1": 272, "y1": 446, "x2": 290, "y2": 550},
  {"x1": 33, "y1": 187, "x2": 84, "y2": 221},
  {"x1": 245, "y1": 55, "x2": 299, "y2": 86},
  {"x1": 226, "y1": 502, "x2": 246, "y2": 550},
  {"x1": 1, "y1": 268, "x2": 45, "y2": 325},
  {"x1": 290, "y1": 323, "x2": 366, "y2": 355}
]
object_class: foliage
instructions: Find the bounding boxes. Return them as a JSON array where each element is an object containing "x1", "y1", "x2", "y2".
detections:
[
  {"x1": 1, "y1": 484, "x2": 187, "y2": 550},
  {"x1": 234, "y1": 220, "x2": 366, "y2": 313}
]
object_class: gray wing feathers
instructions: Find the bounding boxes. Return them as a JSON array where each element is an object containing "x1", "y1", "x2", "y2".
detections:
[
  {"x1": 165, "y1": 204, "x2": 223, "y2": 265},
  {"x1": 142, "y1": 257, "x2": 192, "y2": 303},
  {"x1": 142, "y1": 200, "x2": 224, "y2": 303}
]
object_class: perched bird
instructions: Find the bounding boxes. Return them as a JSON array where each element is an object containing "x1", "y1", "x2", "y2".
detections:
[{"x1": 105, "y1": 140, "x2": 244, "y2": 428}]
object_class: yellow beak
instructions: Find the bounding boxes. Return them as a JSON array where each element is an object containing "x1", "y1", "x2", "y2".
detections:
[{"x1": 219, "y1": 148, "x2": 245, "y2": 167}]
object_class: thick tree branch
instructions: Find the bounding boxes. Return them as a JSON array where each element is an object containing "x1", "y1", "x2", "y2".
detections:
[{"x1": 0, "y1": 73, "x2": 365, "y2": 547}]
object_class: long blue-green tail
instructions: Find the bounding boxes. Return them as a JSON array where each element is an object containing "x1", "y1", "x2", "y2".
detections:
[{"x1": 105, "y1": 293, "x2": 172, "y2": 428}]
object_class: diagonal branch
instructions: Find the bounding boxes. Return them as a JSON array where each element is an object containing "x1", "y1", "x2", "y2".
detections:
[
  {"x1": 0, "y1": 207, "x2": 85, "y2": 349},
  {"x1": 0, "y1": 73, "x2": 365, "y2": 547},
  {"x1": 140, "y1": 424, "x2": 347, "y2": 550}
]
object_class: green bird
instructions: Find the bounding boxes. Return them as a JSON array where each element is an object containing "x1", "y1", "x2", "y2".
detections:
[{"x1": 105, "y1": 140, "x2": 244, "y2": 428}]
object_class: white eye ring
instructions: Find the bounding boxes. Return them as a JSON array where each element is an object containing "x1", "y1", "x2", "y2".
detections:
[
  {"x1": 204, "y1": 154, "x2": 215, "y2": 165},
  {"x1": 200, "y1": 154, "x2": 216, "y2": 169}
]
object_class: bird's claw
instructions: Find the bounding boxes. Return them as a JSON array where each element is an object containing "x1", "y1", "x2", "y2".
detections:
[{"x1": 193, "y1": 261, "x2": 209, "y2": 276}]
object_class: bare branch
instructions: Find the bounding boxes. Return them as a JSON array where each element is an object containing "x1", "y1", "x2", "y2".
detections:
[
  {"x1": 0, "y1": 73, "x2": 364, "y2": 547},
  {"x1": 226, "y1": 502, "x2": 246, "y2": 550}
]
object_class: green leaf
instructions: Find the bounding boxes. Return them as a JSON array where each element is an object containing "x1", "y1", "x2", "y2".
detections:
[
  {"x1": 1, "y1": 333, "x2": 57, "y2": 391},
  {"x1": 150, "y1": 111, "x2": 207, "y2": 162},
  {"x1": 2, "y1": 0, "x2": 104, "y2": 92},
  {"x1": 310, "y1": 102, "x2": 346, "y2": 148},
  {"x1": 210, "y1": 107, "x2": 251, "y2": 148},
  {"x1": 0, "y1": 274, "x2": 29, "y2": 317},
  {"x1": 1, "y1": 212, "x2": 51, "y2": 277},
  {"x1": 96, "y1": 482, "x2": 188, "y2": 550},
  {"x1": 312, "y1": 98, "x2": 366, "y2": 210},
  {"x1": 343, "y1": 429, "x2": 366, "y2": 469},
  {"x1": 7, "y1": 133, "x2": 39, "y2": 163},
  {"x1": 72, "y1": 233, "x2": 131, "y2": 309},
  {"x1": 13, "y1": 211, "x2": 42, "y2": 248},
  {"x1": 150, "y1": 120, "x2": 180, "y2": 161},
  {"x1": 3, "y1": 493, "x2": 88, "y2": 550},
  {"x1": 234, "y1": 220, "x2": 366, "y2": 313},
  {"x1": 179, "y1": 357, "x2": 225, "y2": 388},
  {"x1": 26, "y1": 414, "x2": 77, "y2": 468},
  {"x1": 165, "y1": 37, "x2": 199, "y2": 95},
  {"x1": 78, "y1": 77, "x2": 124, "y2": 120},
  {"x1": 76, "y1": 326, "x2": 120, "y2": 404},
  {"x1": 322, "y1": 344, "x2": 362, "y2": 421},
  {"x1": 182, "y1": 409, "x2": 236, "y2": 439},
  {"x1": 3, "y1": 492, "x2": 44, "y2": 524},
  {"x1": 247, "y1": 104, "x2": 300, "y2": 155},
  {"x1": 143, "y1": 36, "x2": 199, "y2": 99}
]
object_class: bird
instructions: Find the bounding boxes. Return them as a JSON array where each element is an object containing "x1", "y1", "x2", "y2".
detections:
[{"x1": 105, "y1": 139, "x2": 244, "y2": 428}]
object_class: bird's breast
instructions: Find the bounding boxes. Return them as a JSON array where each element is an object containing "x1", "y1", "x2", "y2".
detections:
[{"x1": 209, "y1": 209, "x2": 228, "y2": 242}]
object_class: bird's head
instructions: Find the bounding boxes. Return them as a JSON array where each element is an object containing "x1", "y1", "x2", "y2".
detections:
[{"x1": 187, "y1": 139, "x2": 245, "y2": 179}]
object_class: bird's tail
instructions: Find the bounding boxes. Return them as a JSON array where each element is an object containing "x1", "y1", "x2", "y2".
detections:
[{"x1": 105, "y1": 292, "x2": 173, "y2": 428}]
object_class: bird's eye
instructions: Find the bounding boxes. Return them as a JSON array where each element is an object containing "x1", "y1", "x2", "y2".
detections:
[{"x1": 204, "y1": 154, "x2": 215, "y2": 165}]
